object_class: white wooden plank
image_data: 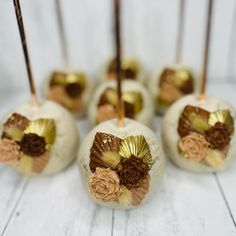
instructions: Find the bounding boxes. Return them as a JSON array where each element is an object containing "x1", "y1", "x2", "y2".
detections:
[
  {"x1": 0, "y1": 167, "x2": 28, "y2": 234},
  {"x1": 112, "y1": 162, "x2": 236, "y2": 236},
  {"x1": 2, "y1": 164, "x2": 113, "y2": 236}
]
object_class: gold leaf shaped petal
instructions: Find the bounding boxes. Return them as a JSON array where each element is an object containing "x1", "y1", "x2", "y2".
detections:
[
  {"x1": 123, "y1": 91, "x2": 143, "y2": 114},
  {"x1": 90, "y1": 132, "x2": 122, "y2": 172},
  {"x1": 178, "y1": 105, "x2": 210, "y2": 137},
  {"x1": 24, "y1": 119, "x2": 56, "y2": 145},
  {"x1": 105, "y1": 88, "x2": 118, "y2": 106},
  {"x1": 3, "y1": 113, "x2": 30, "y2": 141},
  {"x1": 208, "y1": 110, "x2": 234, "y2": 131},
  {"x1": 118, "y1": 135, "x2": 153, "y2": 168}
]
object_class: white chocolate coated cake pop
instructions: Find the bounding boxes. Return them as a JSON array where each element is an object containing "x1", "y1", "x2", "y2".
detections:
[
  {"x1": 44, "y1": 70, "x2": 92, "y2": 117},
  {"x1": 0, "y1": 101, "x2": 79, "y2": 175},
  {"x1": 149, "y1": 64, "x2": 195, "y2": 115},
  {"x1": 78, "y1": 118, "x2": 164, "y2": 209},
  {"x1": 162, "y1": 95, "x2": 236, "y2": 172},
  {"x1": 88, "y1": 80, "x2": 154, "y2": 125}
]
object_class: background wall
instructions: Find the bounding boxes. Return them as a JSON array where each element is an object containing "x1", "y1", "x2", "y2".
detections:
[{"x1": 0, "y1": 0, "x2": 236, "y2": 104}]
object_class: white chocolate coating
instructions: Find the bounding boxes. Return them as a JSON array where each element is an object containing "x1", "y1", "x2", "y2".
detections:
[
  {"x1": 88, "y1": 80, "x2": 154, "y2": 126},
  {"x1": 1, "y1": 101, "x2": 79, "y2": 175},
  {"x1": 162, "y1": 95, "x2": 236, "y2": 172},
  {"x1": 43, "y1": 70, "x2": 93, "y2": 118},
  {"x1": 149, "y1": 64, "x2": 195, "y2": 115},
  {"x1": 78, "y1": 118, "x2": 165, "y2": 209},
  {"x1": 100, "y1": 58, "x2": 146, "y2": 84}
]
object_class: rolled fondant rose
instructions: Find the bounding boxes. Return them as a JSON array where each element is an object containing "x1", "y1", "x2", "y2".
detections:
[
  {"x1": 205, "y1": 122, "x2": 231, "y2": 149},
  {"x1": 89, "y1": 167, "x2": 120, "y2": 202},
  {"x1": 179, "y1": 133, "x2": 209, "y2": 162},
  {"x1": 116, "y1": 155, "x2": 149, "y2": 189}
]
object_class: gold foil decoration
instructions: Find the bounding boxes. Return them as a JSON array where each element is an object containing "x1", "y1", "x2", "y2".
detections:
[
  {"x1": 89, "y1": 132, "x2": 122, "y2": 172},
  {"x1": 50, "y1": 71, "x2": 86, "y2": 87},
  {"x1": 3, "y1": 113, "x2": 30, "y2": 141},
  {"x1": 118, "y1": 135, "x2": 153, "y2": 168},
  {"x1": 99, "y1": 88, "x2": 143, "y2": 115},
  {"x1": 178, "y1": 105, "x2": 210, "y2": 137},
  {"x1": 24, "y1": 119, "x2": 56, "y2": 147},
  {"x1": 208, "y1": 110, "x2": 234, "y2": 130}
]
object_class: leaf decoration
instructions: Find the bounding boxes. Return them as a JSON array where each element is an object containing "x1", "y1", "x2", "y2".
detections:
[
  {"x1": 208, "y1": 110, "x2": 234, "y2": 133},
  {"x1": 131, "y1": 174, "x2": 150, "y2": 206},
  {"x1": 90, "y1": 132, "x2": 122, "y2": 172},
  {"x1": 50, "y1": 71, "x2": 86, "y2": 88},
  {"x1": 118, "y1": 135, "x2": 153, "y2": 168},
  {"x1": 178, "y1": 105, "x2": 210, "y2": 137},
  {"x1": 32, "y1": 151, "x2": 50, "y2": 173},
  {"x1": 24, "y1": 119, "x2": 56, "y2": 146},
  {"x1": 123, "y1": 91, "x2": 143, "y2": 114},
  {"x1": 3, "y1": 113, "x2": 30, "y2": 141}
]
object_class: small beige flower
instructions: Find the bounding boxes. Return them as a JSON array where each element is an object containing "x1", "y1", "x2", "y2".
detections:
[
  {"x1": 0, "y1": 138, "x2": 21, "y2": 165},
  {"x1": 89, "y1": 167, "x2": 120, "y2": 202},
  {"x1": 179, "y1": 133, "x2": 209, "y2": 162},
  {"x1": 96, "y1": 104, "x2": 116, "y2": 124}
]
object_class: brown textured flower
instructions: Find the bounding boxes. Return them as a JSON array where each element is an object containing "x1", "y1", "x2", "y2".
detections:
[
  {"x1": 205, "y1": 122, "x2": 231, "y2": 149},
  {"x1": 179, "y1": 133, "x2": 209, "y2": 162},
  {"x1": 65, "y1": 82, "x2": 82, "y2": 98},
  {"x1": 0, "y1": 138, "x2": 21, "y2": 165},
  {"x1": 20, "y1": 133, "x2": 46, "y2": 157},
  {"x1": 89, "y1": 167, "x2": 120, "y2": 202},
  {"x1": 96, "y1": 104, "x2": 116, "y2": 124},
  {"x1": 116, "y1": 155, "x2": 149, "y2": 189}
]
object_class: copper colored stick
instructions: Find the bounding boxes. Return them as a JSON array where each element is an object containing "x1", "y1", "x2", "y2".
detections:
[
  {"x1": 13, "y1": 0, "x2": 38, "y2": 105},
  {"x1": 114, "y1": 0, "x2": 124, "y2": 127},
  {"x1": 56, "y1": 0, "x2": 69, "y2": 68},
  {"x1": 175, "y1": 0, "x2": 185, "y2": 64},
  {"x1": 199, "y1": 0, "x2": 213, "y2": 100}
]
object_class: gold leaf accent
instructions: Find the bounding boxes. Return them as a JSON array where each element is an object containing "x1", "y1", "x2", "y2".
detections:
[
  {"x1": 123, "y1": 91, "x2": 143, "y2": 114},
  {"x1": 3, "y1": 113, "x2": 30, "y2": 141},
  {"x1": 90, "y1": 132, "x2": 122, "y2": 172},
  {"x1": 178, "y1": 105, "x2": 210, "y2": 137},
  {"x1": 50, "y1": 71, "x2": 86, "y2": 88},
  {"x1": 118, "y1": 135, "x2": 153, "y2": 168},
  {"x1": 24, "y1": 119, "x2": 56, "y2": 146},
  {"x1": 208, "y1": 110, "x2": 234, "y2": 131},
  {"x1": 102, "y1": 151, "x2": 121, "y2": 169}
]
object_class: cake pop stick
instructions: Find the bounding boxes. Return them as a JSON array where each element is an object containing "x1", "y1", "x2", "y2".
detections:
[
  {"x1": 199, "y1": 0, "x2": 213, "y2": 101},
  {"x1": 55, "y1": 0, "x2": 69, "y2": 69},
  {"x1": 175, "y1": 0, "x2": 185, "y2": 64},
  {"x1": 114, "y1": 0, "x2": 125, "y2": 127},
  {"x1": 13, "y1": 0, "x2": 38, "y2": 105}
]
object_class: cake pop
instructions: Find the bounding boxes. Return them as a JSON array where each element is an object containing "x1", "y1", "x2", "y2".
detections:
[
  {"x1": 0, "y1": 0, "x2": 79, "y2": 176},
  {"x1": 88, "y1": 80, "x2": 154, "y2": 125},
  {"x1": 43, "y1": 0, "x2": 92, "y2": 117},
  {"x1": 162, "y1": 0, "x2": 235, "y2": 172},
  {"x1": 78, "y1": 0, "x2": 164, "y2": 209},
  {"x1": 149, "y1": 0, "x2": 195, "y2": 115}
]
